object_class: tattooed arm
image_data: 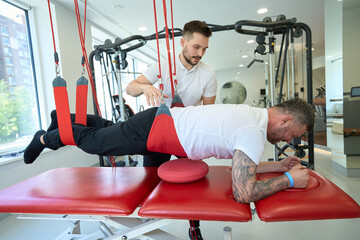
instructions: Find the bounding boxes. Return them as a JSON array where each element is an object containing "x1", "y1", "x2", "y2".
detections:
[{"x1": 232, "y1": 149, "x2": 306, "y2": 203}]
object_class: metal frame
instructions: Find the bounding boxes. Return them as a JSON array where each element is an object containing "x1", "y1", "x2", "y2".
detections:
[{"x1": 15, "y1": 210, "x2": 235, "y2": 240}]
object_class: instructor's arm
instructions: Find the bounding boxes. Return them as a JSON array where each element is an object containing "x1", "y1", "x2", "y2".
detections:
[
  {"x1": 202, "y1": 96, "x2": 216, "y2": 105},
  {"x1": 126, "y1": 75, "x2": 168, "y2": 106}
]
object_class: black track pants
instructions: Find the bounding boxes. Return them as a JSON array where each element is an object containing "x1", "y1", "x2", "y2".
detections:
[{"x1": 44, "y1": 108, "x2": 158, "y2": 156}]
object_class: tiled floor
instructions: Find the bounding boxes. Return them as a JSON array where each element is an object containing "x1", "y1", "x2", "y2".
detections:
[{"x1": 0, "y1": 129, "x2": 359, "y2": 240}]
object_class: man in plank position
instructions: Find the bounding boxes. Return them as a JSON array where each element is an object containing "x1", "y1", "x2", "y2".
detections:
[{"x1": 24, "y1": 98, "x2": 314, "y2": 204}]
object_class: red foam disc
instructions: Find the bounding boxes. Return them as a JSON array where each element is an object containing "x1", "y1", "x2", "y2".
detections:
[{"x1": 157, "y1": 158, "x2": 209, "y2": 183}]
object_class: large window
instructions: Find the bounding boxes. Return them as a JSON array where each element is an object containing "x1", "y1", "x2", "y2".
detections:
[{"x1": 0, "y1": 1, "x2": 40, "y2": 157}]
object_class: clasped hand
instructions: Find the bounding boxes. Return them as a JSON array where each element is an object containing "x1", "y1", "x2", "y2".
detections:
[
  {"x1": 279, "y1": 156, "x2": 309, "y2": 188},
  {"x1": 142, "y1": 85, "x2": 169, "y2": 106}
]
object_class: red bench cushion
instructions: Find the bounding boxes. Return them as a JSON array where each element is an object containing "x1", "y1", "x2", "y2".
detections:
[
  {"x1": 255, "y1": 170, "x2": 360, "y2": 222},
  {"x1": 0, "y1": 167, "x2": 160, "y2": 216},
  {"x1": 139, "y1": 166, "x2": 252, "y2": 222}
]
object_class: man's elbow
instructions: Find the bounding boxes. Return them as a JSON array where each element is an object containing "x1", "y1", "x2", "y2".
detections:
[
  {"x1": 125, "y1": 84, "x2": 132, "y2": 95},
  {"x1": 125, "y1": 82, "x2": 137, "y2": 96},
  {"x1": 234, "y1": 195, "x2": 252, "y2": 204},
  {"x1": 232, "y1": 189, "x2": 252, "y2": 204}
]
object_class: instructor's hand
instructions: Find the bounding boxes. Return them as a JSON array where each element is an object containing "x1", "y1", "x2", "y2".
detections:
[{"x1": 142, "y1": 85, "x2": 169, "y2": 106}]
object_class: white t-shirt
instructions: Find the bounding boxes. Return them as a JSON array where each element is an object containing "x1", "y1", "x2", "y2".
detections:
[
  {"x1": 143, "y1": 56, "x2": 217, "y2": 107},
  {"x1": 169, "y1": 104, "x2": 268, "y2": 164}
]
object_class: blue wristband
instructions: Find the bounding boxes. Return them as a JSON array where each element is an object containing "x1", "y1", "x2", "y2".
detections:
[{"x1": 283, "y1": 172, "x2": 294, "y2": 188}]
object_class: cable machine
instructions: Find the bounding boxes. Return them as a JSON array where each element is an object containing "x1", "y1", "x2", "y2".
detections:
[{"x1": 233, "y1": 15, "x2": 314, "y2": 169}]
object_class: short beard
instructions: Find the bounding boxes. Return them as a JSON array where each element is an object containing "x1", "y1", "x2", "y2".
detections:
[
  {"x1": 182, "y1": 48, "x2": 201, "y2": 66},
  {"x1": 267, "y1": 126, "x2": 288, "y2": 144},
  {"x1": 184, "y1": 54, "x2": 198, "y2": 66}
]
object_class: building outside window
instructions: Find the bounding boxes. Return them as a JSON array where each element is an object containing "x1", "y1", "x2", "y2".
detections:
[
  {"x1": 8, "y1": 76, "x2": 15, "y2": 85},
  {"x1": 4, "y1": 47, "x2": 11, "y2": 56},
  {"x1": 2, "y1": 37, "x2": 10, "y2": 45},
  {"x1": 1, "y1": 26, "x2": 8, "y2": 35},
  {"x1": 6, "y1": 67, "x2": 13, "y2": 75},
  {"x1": 0, "y1": 0, "x2": 40, "y2": 157},
  {"x1": 5, "y1": 56, "x2": 12, "y2": 65}
]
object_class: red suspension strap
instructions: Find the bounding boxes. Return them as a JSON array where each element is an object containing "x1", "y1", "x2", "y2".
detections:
[
  {"x1": 47, "y1": 0, "x2": 58, "y2": 65},
  {"x1": 47, "y1": 0, "x2": 76, "y2": 146},
  {"x1": 73, "y1": 0, "x2": 116, "y2": 167},
  {"x1": 152, "y1": 0, "x2": 164, "y2": 92},
  {"x1": 73, "y1": 0, "x2": 101, "y2": 117},
  {"x1": 169, "y1": 0, "x2": 177, "y2": 88},
  {"x1": 74, "y1": 0, "x2": 88, "y2": 126},
  {"x1": 153, "y1": 0, "x2": 178, "y2": 98},
  {"x1": 47, "y1": 0, "x2": 116, "y2": 166},
  {"x1": 161, "y1": 0, "x2": 175, "y2": 98}
]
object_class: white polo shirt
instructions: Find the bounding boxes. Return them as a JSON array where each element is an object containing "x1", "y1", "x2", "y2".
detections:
[
  {"x1": 143, "y1": 56, "x2": 217, "y2": 107},
  {"x1": 169, "y1": 104, "x2": 269, "y2": 164}
]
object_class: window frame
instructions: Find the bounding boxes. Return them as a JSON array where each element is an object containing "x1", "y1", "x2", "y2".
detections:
[{"x1": 0, "y1": 0, "x2": 41, "y2": 158}]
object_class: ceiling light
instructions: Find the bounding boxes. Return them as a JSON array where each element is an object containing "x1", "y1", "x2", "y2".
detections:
[
  {"x1": 239, "y1": 64, "x2": 244, "y2": 67},
  {"x1": 138, "y1": 26, "x2": 148, "y2": 31},
  {"x1": 327, "y1": 55, "x2": 333, "y2": 58},
  {"x1": 242, "y1": 55, "x2": 248, "y2": 59},
  {"x1": 257, "y1": 8, "x2": 268, "y2": 14},
  {"x1": 113, "y1": 4, "x2": 124, "y2": 10},
  {"x1": 311, "y1": 47, "x2": 314, "y2": 51},
  {"x1": 237, "y1": 72, "x2": 240, "y2": 75},
  {"x1": 265, "y1": 62, "x2": 268, "y2": 65},
  {"x1": 247, "y1": 40, "x2": 255, "y2": 44}
]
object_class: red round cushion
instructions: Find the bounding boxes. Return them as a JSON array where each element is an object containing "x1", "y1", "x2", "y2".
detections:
[{"x1": 157, "y1": 158, "x2": 209, "y2": 183}]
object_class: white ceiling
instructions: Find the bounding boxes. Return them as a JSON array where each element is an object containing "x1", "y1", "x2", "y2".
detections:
[{"x1": 25, "y1": 0, "x2": 340, "y2": 71}]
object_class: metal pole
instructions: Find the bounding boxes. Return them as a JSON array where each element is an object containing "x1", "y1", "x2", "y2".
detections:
[
  {"x1": 268, "y1": 32, "x2": 278, "y2": 162},
  {"x1": 115, "y1": 51, "x2": 129, "y2": 166},
  {"x1": 290, "y1": 30, "x2": 295, "y2": 99},
  {"x1": 296, "y1": 23, "x2": 314, "y2": 169},
  {"x1": 99, "y1": 56, "x2": 108, "y2": 118},
  {"x1": 286, "y1": 42, "x2": 291, "y2": 100}
]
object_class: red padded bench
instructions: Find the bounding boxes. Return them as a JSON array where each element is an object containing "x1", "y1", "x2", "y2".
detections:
[
  {"x1": 0, "y1": 167, "x2": 160, "y2": 216},
  {"x1": 0, "y1": 166, "x2": 359, "y2": 239},
  {"x1": 139, "y1": 166, "x2": 252, "y2": 222},
  {"x1": 255, "y1": 170, "x2": 360, "y2": 222}
]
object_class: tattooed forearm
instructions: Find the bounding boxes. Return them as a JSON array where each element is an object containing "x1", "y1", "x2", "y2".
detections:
[
  {"x1": 232, "y1": 149, "x2": 289, "y2": 203},
  {"x1": 232, "y1": 150, "x2": 256, "y2": 203},
  {"x1": 250, "y1": 177, "x2": 289, "y2": 202}
]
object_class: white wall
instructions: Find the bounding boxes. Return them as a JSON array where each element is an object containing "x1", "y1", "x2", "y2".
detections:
[
  {"x1": 343, "y1": 5, "x2": 360, "y2": 171},
  {"x1": 343, "y1": 6, "x2": 360, "y2": 93},
  {"x1": 325, "y1": 0, "x2": 343, "y2": 115}
]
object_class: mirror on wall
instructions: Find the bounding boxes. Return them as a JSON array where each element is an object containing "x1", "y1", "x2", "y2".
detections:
[{"x1": 220, "y1": 81, "x2": 247, "y2": 104}]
